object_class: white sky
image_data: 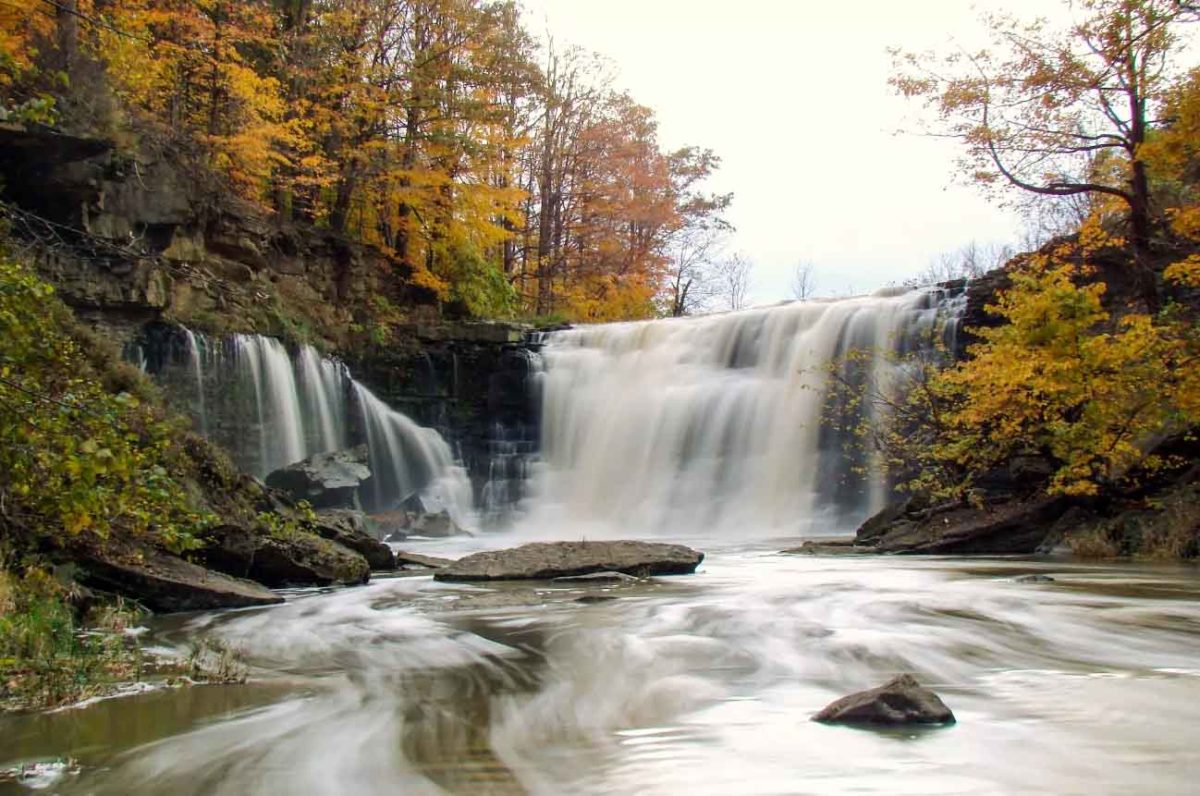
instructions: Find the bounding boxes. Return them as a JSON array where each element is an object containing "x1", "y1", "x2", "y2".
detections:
[{"x1": 520, "y1": 0, "x2": 1056, "y2": 304}]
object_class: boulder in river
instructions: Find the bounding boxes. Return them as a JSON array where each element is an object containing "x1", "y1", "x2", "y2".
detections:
[
  {"x1": 434, "y1": 541, "x2": 704, "y2": 582},
  {"x1": 312, "y1": 509, "x2": 395, "y2": 571},
  {"x1": 264, "y1": 445, "x2": 371, "y2": 510},
  {"x1": 72, "y1": 542, "x2": 283, "y2": 613},
  {"x1": 196, "y1": 523, "x2": 370, "y2": 588},
  {"x1": 813, "y1": 674, "x2": 956, "y2": 726}
]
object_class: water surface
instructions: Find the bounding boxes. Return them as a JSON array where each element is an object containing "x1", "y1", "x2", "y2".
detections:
[{"x1": 3, "y1": 540, "x2": 1198, "y2": 794}]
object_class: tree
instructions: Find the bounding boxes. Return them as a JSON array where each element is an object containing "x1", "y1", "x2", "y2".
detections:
[
  {"x1": 660, "y1": 146, "x2": 733, "y2": 316},
  {"x1": 790, "y1": 259, "x2": 817, "y2": 300},
  {"x1": 891, "y1": 0, "x2": 1199, "y2": 307},
  {"x1": 833, "y1": 256, "x2": 1200, "y2": 502},
  {"x1": 917, "y1": 241, "x2": 1012, "y2": 285},
  {"x1": 715, "y1": 253, "x2": 752, "y2": 311}
]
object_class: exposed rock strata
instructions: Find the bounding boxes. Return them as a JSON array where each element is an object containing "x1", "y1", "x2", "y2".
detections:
[{"x1": 313, "y1": 510, "x2": 395, "y2": 570}]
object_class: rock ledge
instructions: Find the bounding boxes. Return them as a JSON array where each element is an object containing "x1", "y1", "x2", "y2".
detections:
[{"x1": 434, "y1": 541, "x2": 703, "y2": 582}]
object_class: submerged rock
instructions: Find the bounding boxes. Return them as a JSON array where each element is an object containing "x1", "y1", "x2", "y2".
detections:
[
  {"x1": 1014, "y1": 574, "x2": 1056, "y2": 583},
  {"x1": 196, "y1": 523, "x2": 370, "y2": 588},
  {"x1": 312, "y1": 509, "x2": 395, "y2": 571},
  {"x1": 552, "y1": 571, "x2": 641, "y2": 584},
  {"x1": 813, "y1": 675, "x2": 956, "y2": 726},
  {"x1": 434, "y1": 541, "x2": 704, "y2": 583},
  {"x1": 264, "y1": 445, "x2": 371, "y2": 510},
  {"x1": 73, "y1": 543, "x2": 282, "y2": 613}
]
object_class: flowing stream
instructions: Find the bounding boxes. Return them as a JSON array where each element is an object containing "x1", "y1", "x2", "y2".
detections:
[
  {"x1": 4, "y1": 292, "x2": 1199, "y2": 794},
  {"x1": 3, "y1": 545, "x2": 1199, "y2": 794}
]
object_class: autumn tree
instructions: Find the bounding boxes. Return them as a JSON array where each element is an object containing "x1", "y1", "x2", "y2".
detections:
[
  {"x1": 892, "y1": 0, "x2": 1199, "y2": 306},
  {"x1": 660, "y1": 146, "x2": 733, "y2": 316},
  {"x1": 0, "y1": 0, "x2": 727, "y2": 323}
]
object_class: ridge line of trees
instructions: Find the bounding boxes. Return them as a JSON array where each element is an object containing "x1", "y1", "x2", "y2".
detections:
[{"x1": 1, "y1": 0, "x2": 743, "y2": 321}]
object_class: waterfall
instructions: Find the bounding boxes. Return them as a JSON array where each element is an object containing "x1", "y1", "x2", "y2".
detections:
[
  {"x1": 520, "y1": 287, "x2": 963, "y2": 537},
  {"x1": 137, "y1": 328, "x2": 473, "y2": 520},
  {"x1": 183, "y1": 328, "x2": 208, "y2": 435},
  {"x1": 230, "y1": 334, "x2": 307, "y2": 474},
  {"x1": 297, "y1": 345, "x2": 349, "y2": 454},
  {"x1": 352, "y1": 384, "x2": 473, "y2": 523}
]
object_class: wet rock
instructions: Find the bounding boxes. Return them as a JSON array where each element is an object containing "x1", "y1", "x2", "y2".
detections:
[
  {"x1": 264, "y1": 445, "x2": 370, "y2": 510},
  {"x1": 780, "y1": 538, "x2": 872, "y2": 556},
  {"x1": 1014, "y1": 574, "x2": 1055, "y2": 583},
  {"x1": 393, "y1": 550, "x2": 456, "y2": 569},
  {"x1": 313, "y1": 509, "x2": 395, "y2": 571},
  {"x1": 552, "y1": 571, "x2": 641, "y2": 584},
  {"x1": 853, "y1": 496, "x2": 1070, "y2": 555},
  {"x1": 195, "y1": 524, "x2": 370, "y2": 588},
  {"x1": 371, "y1": 509, "x2": 470, "y2": 540},
  {"x1": 434, "y1": 541, "x2": 704, "y2": 583},
  {"x1": 72, "y1": 543, "x2": 282, "y2": 613},
  {"x1": 813, "y1": 674, "x2": 956, "y2": 726}
]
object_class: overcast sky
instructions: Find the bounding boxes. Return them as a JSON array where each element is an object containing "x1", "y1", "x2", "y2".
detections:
[{"x1": 520, "y1": 0, "x2": 1059, "y2": 304}]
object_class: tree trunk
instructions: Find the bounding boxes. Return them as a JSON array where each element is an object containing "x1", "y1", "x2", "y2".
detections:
[{"x1": 1128, "y1": 160, "x2": 1159, "y2": 311}]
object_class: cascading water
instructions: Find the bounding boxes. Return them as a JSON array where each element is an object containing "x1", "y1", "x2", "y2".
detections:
[
  {"x1": 520, "y1": 286, "x2": 962, "y2": 537},
  {"x1": 133, "y1": 328, "x2": 473, "y2": 521},
  {"x1": 352, "y1": 384, "x2": 474, "y2": 519}
]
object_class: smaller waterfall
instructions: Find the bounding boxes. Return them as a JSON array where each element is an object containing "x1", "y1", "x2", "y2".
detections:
[
  {"x1": 297, "y1": 346, "x2": 349, "y2": 454},
  {"x1": 136, "y1": 327, "x2": 474, "y2": 520},
  {"x1": 183, "y1": 329, "x2": 208, "y2": 435},
  {"x1": 230, "y1": 335, "x2": 307, "y2": 473},
  {"x1": 353, "y1": 384, "x2": 473, "y2": 524}
]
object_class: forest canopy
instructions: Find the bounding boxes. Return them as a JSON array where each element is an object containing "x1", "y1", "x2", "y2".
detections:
[{"x1": 0, "y1": 0, "x2": 736, "y2": 322}]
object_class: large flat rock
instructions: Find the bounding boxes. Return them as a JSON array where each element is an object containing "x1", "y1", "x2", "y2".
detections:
[
  {"x1": 74, "y1": 546, "x2": 283, "y2": 613},
  {"x1": 434, "y1": 541, "x2": 704, "y2": 583}
]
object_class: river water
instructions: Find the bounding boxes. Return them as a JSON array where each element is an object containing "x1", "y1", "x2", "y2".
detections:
[
  {"x1": 10, "y1": 293, "x2": 1195, "y2": 792},
  {"x1": 4, "y1": 537, "x2": 1199, "y2": 794}
]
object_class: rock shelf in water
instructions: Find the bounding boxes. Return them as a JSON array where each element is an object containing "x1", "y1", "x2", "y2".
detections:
[{"x1": 434, "y1": 541, "x2": 704, "y2": 582}]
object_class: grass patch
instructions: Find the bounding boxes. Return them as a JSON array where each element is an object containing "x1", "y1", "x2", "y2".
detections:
[{"x1": 0, "y1": 567, "x2": 143, "y2": 712}]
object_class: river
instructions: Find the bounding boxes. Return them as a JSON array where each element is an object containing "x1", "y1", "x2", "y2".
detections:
[{"x1": 4, "y1": 537, "x2": 1199, "y2": 794}]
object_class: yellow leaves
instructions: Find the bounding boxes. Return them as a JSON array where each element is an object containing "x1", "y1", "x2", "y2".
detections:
[
  {"x1": 1, "y1": 255, "x2": 208, "y2": 552},
  {"x1": 930, "y1": 257, "x2": 1200, "y2": 497},
  {"x1": 1167, "y1": 206, "x2": 1200, "y2": 242},
  {"x1": 1164, "y1": 255, "x2": 1200, "y2": 287}
]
